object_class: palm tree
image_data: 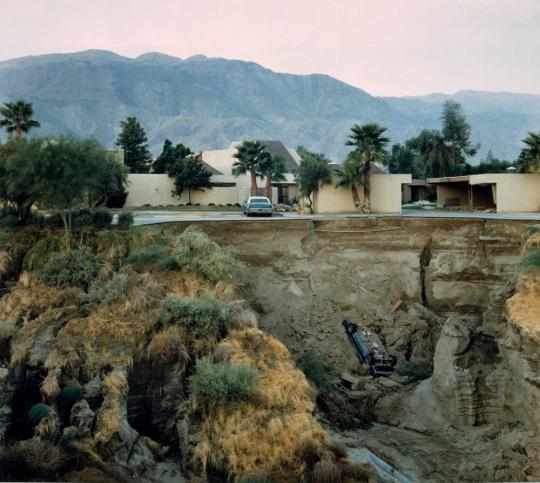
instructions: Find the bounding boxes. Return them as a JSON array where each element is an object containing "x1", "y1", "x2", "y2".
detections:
[
  {"x1": 0, "y1": 100, "x2": 40, "y2": 138},
  {"x1": 260, "y1": 154, "x2": 287, "y2": 199},
  {"x1": 346, "y1": 123, "x2": 389, "y2": 212},
  {"x1": 409, "y1": 129, "x2": 450, "y2": 177},
  {"x1": 335, "y1": 154, "x2": 363, "y2": 207},
  {"x1": 518, "y1": 131, "x2": 540, "y2": 173},
  {"x1": 232, "y1": 140, "x2": 270, "y2": 196}
]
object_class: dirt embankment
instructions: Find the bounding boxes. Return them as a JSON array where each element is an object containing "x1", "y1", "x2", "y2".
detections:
[{"x1": 163, "y1": 217, "x2": 532, "y2": 367}]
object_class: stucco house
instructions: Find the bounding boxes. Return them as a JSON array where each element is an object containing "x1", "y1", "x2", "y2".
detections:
[
  {"x1": 312, "y1": 164, "x2": 411, "y2": 214},
  {"x1": 427, "y1": 173, "x2": 540, "y2": 212},
  {"x1": 124, "y1": 141, "x2": 300, "y2": 207}
]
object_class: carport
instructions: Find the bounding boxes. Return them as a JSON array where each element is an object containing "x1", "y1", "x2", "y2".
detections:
[{"x1": 427, "y1": 176, "x2": 471, "y2": 209}]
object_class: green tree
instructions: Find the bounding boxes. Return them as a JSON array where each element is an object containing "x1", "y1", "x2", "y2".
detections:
[
  {"x1": 152, "y1": 139, "x2": 193, "y2": 173},
  {"x1": 0, "y1": 138, "x2": 47, "y2": 223},
  {"x1": 115, "y1": 117, "x2": 151, "y2": 173},
  {"x1": 345, "y1": 123, "x2": 389, "y2": 212},
  {"x1": 517, "y1": 131, "x2": 540, "y2": 173},
  {"x1": 86, "y1": 153, "x2": 129, "y2": 208},
  {"x1": 295, "y1": 148, "x2": 332, "y2": 213},
  {"x1": 407, "y1": 129, "x2": 450, "y2": 178},
  {"x1": 0, "y1": 100, "x2": 40, "y2": 138},
  {"x1": 40, "y1": 138, "x2": 123, "y2": 239},
  {"x1": 260, "y1": 154, "x2": 287, "y2": 199},
  {"x1": 388, "y1": 143, "x2": 424, "y2": 178},
  {"x1": 169, "y1": 156, "x2": 212, "y2": 203},
  {"x1": 441, "y1": 100, "x2": 479, "y2": 172},
  {"x1": 232, "y1": 140, "x2": 270, "y2": 196}
]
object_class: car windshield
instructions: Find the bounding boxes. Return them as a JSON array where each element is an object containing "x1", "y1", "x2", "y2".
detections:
[
  {"x1": 250, "y1": 198, "x2": 268, "y2": 202},
  {"x1": 250, "y1": 202, "x2": 272, "y2": 208}
]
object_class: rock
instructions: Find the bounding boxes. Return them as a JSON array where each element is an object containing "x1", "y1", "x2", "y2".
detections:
[
  {"x1": 70, "y1": 399, "x2": 95, "y2": 438},
  {"x1": 84, "y1": 376, "x2": 103, "y2": 398},
  {"x1": 287, "y1": 281, "x2": 304, "y2": 297},
  {"x1": 378, "y1": 378, "x2": 401, "y2": 389}
]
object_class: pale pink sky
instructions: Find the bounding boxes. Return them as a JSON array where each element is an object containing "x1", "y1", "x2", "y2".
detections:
[{"x1": 1, "y1": 0, "x2": 539, "y2": 96}]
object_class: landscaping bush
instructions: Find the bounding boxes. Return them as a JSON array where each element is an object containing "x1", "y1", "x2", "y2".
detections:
[
  {"x1": 91, "y1": 209, "x2": 113, "y2": 228},
  {"x1": 160, "y1": 295, "x2": 230, "y2": 339},
  {"x1": 39, "y1": 246, "x2": 100, "y2": 289},
  {"x1": 105, "y1": 190, "x2": 128, "y2": 208},
  {"x1": 166, "y1": 226, "x2": 245, "y2": 283},
  {"x1": 127, "y1": 242, "x2": 171, "y2": 271},
  {"x1": 28, "y1": 403, "x2": 50, "y2": 425},
  {"x1": 296, "y1": 350, "x2": 337, "y2": 395},
  {"x1": 87, "y1": 272, "x2": 129, "y2": 304},
  {"x1": 189, "y1": 356, "x2": 260, "y2": 412},
  {"x1": 117, "y1": 211, "x2": 134, "y2": 229}
]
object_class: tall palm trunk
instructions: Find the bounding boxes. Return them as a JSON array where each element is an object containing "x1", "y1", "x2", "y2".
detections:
[
  {"x1": 363, "y1": 158, "x2": 372, "y2": 213},
  {"x1": 250, "y1": 170, "x2": 258, "y2": 196},
  {"x1": 15, "y1": 123, "x2": 22, "y2": 138},
  {"x1": 351, "y1": 183, "x2": 360, "y2": 207},
  {"x1": 264, "y1": 176, "x2": 272, "y2": 200}
]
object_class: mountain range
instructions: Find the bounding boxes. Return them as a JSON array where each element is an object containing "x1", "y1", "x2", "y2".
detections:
[{"x1": 1, "y1": 49, "x2": 539, "y2": 162}]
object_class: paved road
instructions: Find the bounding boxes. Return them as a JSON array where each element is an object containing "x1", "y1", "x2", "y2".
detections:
[{"x1": 128, "y1": 209, "x2": 540, "y2": 226}]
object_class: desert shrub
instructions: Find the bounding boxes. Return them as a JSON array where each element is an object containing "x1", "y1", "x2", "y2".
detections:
[
  {"x1": 22, "y1": 236, "x2": 61, "y2": 271},
  {"x1": 28, "y1": 403, "x2": 50, "y2": 425},
  {"x1": 87, "y1": 272, "x2": 129, "y2": 304},
  {"x1": 117, "y1": 211, "x2": 134, "y2": 229},
  {"x1": 160, "y1": 295, "x2": 230, "y2": 339},
  {"x1": 189, "y1": 356, "x2": 260, "y2": 412},
  {"x1": 396, "y1": 360, "x2": 433, "y2": 382},
  {"x1": 165, "y1": 226, "x2": 245, "y2": 283},
  {"x1": 0, "y1": 439, "x2": 67, "y2": 481},
  {"x1": 127, "y1": 243, "x2": 170, "y2": 271},
  {"x1": 518, "y1": 247, "x2": 540, "y2": 272},
  {"x1": 91, "y1": 209, "x2": 113, "y2": 228},
  {"x1": 39, "y1": 246, "x2": 100, "y2": 289},
  {"x1": 296, "y1": 350, "x2": 336, "y2": 395}
]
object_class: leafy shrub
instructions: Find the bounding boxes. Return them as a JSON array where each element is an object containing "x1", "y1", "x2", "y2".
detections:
[
  {"x1": 105, "y1": 190, "x2": 128, "y2": 208},
  {"x1": 91, "y1": 209, "x2": 113, "y2": 228},
  {"x1": 160, "y1": 295, "x2": 230, "y2": 339},
  {"x1": 189, "y1": 356, "x2": 260, "y2": 412},
  {"x1": 127, "y1": 243, "x2": 170, "y2": 271},
  {"x1": 117, "y1": 211, "x2": 134, "y2": 229},
  {"x1": 165, "y1": 226, "x2": 244, "y2": 283},
  {"x1": 22, "y1": 236, "x2": 61, "y2": 271},
  {"x1": 28, "y1": 403, "x2": 50, "y2": 425},
  {"x1": 395, "y1": 360, "x2": 433, "y2": 382},
  {"x1": 0, "y1": 213, "x2": 19, "y2": 228},
  {"x1": 296, "y1": 350, "x2": 336, "y2": 395},
  {"x1": 87, "y1": 272, "x2": 129, "y2": 303},
  {"x1": 39, "y1": 246, "x2": 100, "y2": 289},
  {"x1": 518, "y1": 248, "x2": 540, "y2": 272}
]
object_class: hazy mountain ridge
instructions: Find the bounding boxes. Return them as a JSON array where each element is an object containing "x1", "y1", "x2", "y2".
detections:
[{"x1": 0, "y1": 50, "x2": 538, "y2": 161}]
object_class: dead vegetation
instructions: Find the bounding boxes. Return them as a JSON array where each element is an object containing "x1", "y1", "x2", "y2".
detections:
[{"x1": 0, "y1": 224, "x2": 369, "y2": 481}]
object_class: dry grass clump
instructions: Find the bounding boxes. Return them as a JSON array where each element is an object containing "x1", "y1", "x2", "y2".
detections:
[
  {"x1": 147, "y1": 325, "x2": 189, "y2": 363},
  {"x1": 192, "y1": 328, "x2": 332, "y2": 481}
]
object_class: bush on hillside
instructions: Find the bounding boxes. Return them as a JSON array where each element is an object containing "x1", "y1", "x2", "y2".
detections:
[
  {"x1": 39, "y1": 246, "x2": 100, "y2": 289},
  {"x1": 518, "y1": 248, "x2": 540, "y2": 272},
  {"x1": 165, "y1": 226, "x2": 245, "y2": 283},
  {"x1": 296, "y1": 350, "x2": 337, "y2": 395},
  {"x1": 127, "y1": 243, "x2": 170, "y2": 271},
  {"x1": 28, "y1": 403, "x2": 50, "y2": 426},
  {"x1": 117, "y1": 211, "x2": 134, "y2": 229},
  {"x1": 160, "y1": 295, "x2": 230, "y2": 339},
  {"x1": 189, "y1": 356, "x2": 260, "y2": 412},
  {"x1": 22, "y1": 236, "x2": 61, "y2": 271},
  {"x1": 395, "y1": 360, "x2": 433, "y2": 382},
  {"x1": 91, "y1": 209, "x2": 113, "y2": 228},
  {"x1": 86, "y1": 273, "x2": 129, "y2": 304}
]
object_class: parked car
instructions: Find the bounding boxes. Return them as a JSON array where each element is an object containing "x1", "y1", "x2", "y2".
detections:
[{"x1": 244, "y1": 197, "x2": 273, "y2": 217}]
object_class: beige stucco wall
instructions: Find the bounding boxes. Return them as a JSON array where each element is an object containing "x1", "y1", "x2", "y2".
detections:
[
  {"x1": 470, "y1": 174, "x2": 540, "y2": 212},
  {"x1": 313, "y1": 174, "x2": 410, "y2": 213},
  {"x1": 125, "y1": 174, "x2": 239, "y2": 207},
  {"x1": 436, "y1": 184, "x2": 469, "y2": 208}
]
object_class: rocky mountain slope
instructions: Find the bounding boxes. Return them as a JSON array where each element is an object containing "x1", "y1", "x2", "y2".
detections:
[{"x1": 1, "y1": 50, "x2": 539, "y2": 161}]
